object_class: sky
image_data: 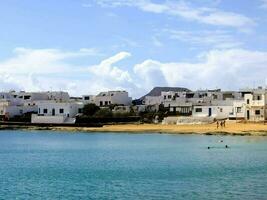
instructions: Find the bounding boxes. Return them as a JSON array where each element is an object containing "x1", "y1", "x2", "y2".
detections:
[{"x1": 0, "y1": 0, "x2": 267, "y2": 98}]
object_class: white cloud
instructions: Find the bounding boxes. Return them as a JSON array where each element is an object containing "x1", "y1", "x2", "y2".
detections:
[
  {"x1": 94, "y1": 0, "x2": 255, "y2": 28},
  {"x1": 1, "y1": 47, "x2": 267, "y2": 98},
  {"x1": 88, "y1": 51, "x2": 132, "y2": 82},
  {"x1": 0, "y1": 48, "x2": 100, "y2": 93},
  {"x1": 165, "y1": 29, "x2": 243, "y2": 49},
  {"x1": 134, "y1": 49, "x2": 267, "y2": 91},
  {"x1": 0, "y1": 47, "x2": 99, "y2": 74}
]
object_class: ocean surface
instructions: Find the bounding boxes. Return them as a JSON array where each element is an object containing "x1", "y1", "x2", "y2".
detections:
[{"x1": 0, "y1": 131, "x2": 267, "y2": 200}]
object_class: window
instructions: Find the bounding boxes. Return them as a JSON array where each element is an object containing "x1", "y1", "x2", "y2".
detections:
[
  {"x1": 78, "y1": 108, "x2": 83, "y2": 113},
  {"x1": 168, "y1": 95, "x2": 172, "y2": 99},
  {"x1": 164, "y1": 95, "x2": 166, "y2": 100},
  {"x1": 237, "y1": 107, "x2": 242, "y2": 113},
  {"x1": 100, "y1": 101, "x2": 103, "y2": 106},
  {"x1": 24, "y1": 95, "x2": 31, "y2": 100},
  {"x1": 105, "y1": 101, "x2": 108, "y2": 105},
  {"x1": 220, "y1": 108, "x2": 223, "y2": 112},
  {"x1": 195, "y1": 108, "x2": 202, "y2": 112},
  {"x1": 84, "y1": 96, "x2": 90, "y2": 100},
  {"x1": 255, "y1": 110, "x2": 261, "y2": 115},
  {"x1": 59, "y1": 108, "x2": 64, "y2": 114},
  {"x1": 38, "y1": 108, "x2": 40, "y2": 113},
  {"x1": 247, "y1": 99, "x2": 250, "y2": 104},
  {"x1": 257, "y1": 95, "x2": 261, "y2": 100},
  {"x1": 43, "y1": 109, "x2": 48, "y2": 114}
]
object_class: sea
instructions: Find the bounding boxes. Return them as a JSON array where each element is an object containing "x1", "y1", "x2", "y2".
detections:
[{"x1": 0, "y1": 130, "x2": 267, "y2": 200}]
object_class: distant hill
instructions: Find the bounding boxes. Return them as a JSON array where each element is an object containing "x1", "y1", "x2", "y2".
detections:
[{"x1": 139, "y1": 87, "x2": 191, "y2": 100}]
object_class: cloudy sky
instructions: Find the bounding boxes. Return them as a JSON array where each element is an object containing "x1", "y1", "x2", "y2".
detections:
[{"x1": 0, "y1": 0, "x2": 267, "y2": 98}]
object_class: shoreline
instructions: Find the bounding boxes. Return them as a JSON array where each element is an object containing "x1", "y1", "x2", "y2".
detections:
[{"x1": 1, "y1": 122, "x2": 267, "y2": 136}]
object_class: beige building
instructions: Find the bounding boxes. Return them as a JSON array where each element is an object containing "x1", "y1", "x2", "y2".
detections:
[{"x1": 244, "y1": 90, "x2": 267, "y2": 122}]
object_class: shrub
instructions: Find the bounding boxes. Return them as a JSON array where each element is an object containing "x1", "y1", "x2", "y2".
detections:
[{"x1": 83, "y1": 103, "x2": 100, "y2": 116}]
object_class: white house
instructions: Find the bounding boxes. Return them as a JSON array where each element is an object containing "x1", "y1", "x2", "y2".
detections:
[
  {"x1": 144, "y1": 96, "x2": 163, "y2": 106},
  {"x1": 94, "y1": 91, "x2": 132, "y2": 107},
  {"x1": 81, "y1": 95, "x2": 96, "y2": 104},
  {"x1": 192, "y1": 105, "x2": 233, "y2": 119},
  {"x1": 31, "y1": 101, "x2": 83, "y2": 124},
  {"x1": 228, "y1": 100, "x2": 246, "y2": 120},
  {"x1": 244, "y1": 90, "x2": 267, "y2": 122},
  {"x1": 0, "y1": 100, "x2": 38, "y2": 119}
]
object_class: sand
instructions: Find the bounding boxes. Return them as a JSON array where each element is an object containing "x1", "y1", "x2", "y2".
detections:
[
  {"x1": 1, "y1": 121, "x2": 267, "y2": 136},
  {"x1": 45, "y1": 121, "x2": 267, "y2": 136}
]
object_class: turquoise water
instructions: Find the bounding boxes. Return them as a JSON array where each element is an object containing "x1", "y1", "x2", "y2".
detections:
[{"x1": 0, "y1": 131, "x2": 267, "y2": 199}]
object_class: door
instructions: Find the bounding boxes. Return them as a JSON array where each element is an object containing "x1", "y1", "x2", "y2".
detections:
[
  {"x1": 208, "y1": 108, "x2": 212, "y2": 117},
  {"x1": 247, "y1": 110, "x2": 250, "y2": 120},
  {"x1": 52, "y1": 108, "x2": 55, "y2": 116}
]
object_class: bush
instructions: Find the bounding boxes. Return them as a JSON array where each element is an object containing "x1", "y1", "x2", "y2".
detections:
[
  {"x1": 94, "y1": 108, "x2": 113, "y2": 118},
  {"x1": 83, "y1": 103, "x2": 100, "y2": 116}
]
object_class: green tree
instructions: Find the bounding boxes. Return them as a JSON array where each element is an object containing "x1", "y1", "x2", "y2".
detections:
[
  {"x1": 94, "y1": 108, "x2": 113, "y2": 118},
  {"x1": 82, "y1": 103, "x2": 100, "y2": 116}
]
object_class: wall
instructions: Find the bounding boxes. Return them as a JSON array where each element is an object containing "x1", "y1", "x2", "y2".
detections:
[{"x1": 31, "y1": 114, "x2": 66, "y2": 124}]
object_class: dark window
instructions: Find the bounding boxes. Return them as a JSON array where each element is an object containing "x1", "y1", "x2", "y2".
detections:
[
  {"x1": 105, "y1": 101, "x2": 108, "y2": 105},
  {"x1": 168, "y1": 95, "x2": 172, "y2": 99},
  {"x1": 247, "y1": 99, "x2": 250, "y2": 104},
  {"x1": 43, "y1": 109, "x2": 48, "y2": 114},
  {"x1": 164, "y1": 95, "x2": 166, "y2": 100},
  {"x1": 38, "y1": 108, "x2": 40, "y2": 113},
  {"x1": 84, "y1": 96, "x2": 90, "y2": 100},
  {"x1": 255, "y1": 110, "x2": 261, "y2": 115},
  {"x1": 24, "y1": 95, "x2": 31, "y2": 100},
  {"x1": 195, "y1": 108, "x2": 202, "y2": 112},
  {"x1": 257, "y1": 96, "x2": 261, "y2": 100},
  {"x1": 100, "y1": 101, "x2": 103, "y2": 106},
  {"x1": 237, "y1": 107, "x2": 242, "y2": 113},
  {"x1": 78, "y1": 108, "x2": 83, "y2": 113},
  {"x1": 59, "y1": 108, "x2": 64, "y2": 114}
]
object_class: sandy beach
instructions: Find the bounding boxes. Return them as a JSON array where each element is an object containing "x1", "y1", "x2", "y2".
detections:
[{"x1": 2, "y1": 121, "x2": 267, "y2": 136}]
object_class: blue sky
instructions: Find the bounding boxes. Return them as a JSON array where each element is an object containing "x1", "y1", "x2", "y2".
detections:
[{"x1": 0, "y1": 0, "x2": 267, "y2": 98}]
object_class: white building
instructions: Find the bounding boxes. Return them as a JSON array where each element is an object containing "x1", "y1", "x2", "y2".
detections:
[
  {"x1": 81, "y1": 95, "x2": 96, "y2": 104},
  {"x1": 229, "y1": 100, "x2": 246, "y2": 120},
  {"x1": 192, "y1": 105, "x2": 233, "y2": 119},
  {"x1": 143, "y1": 96, "x2": 163, "y2": 106},
  {"x1": 94, "y1": 91, "x2": 132, "y2": 107},
  {"x1": 31, "y1": 101, "x2": 83, "y2": 124},
  {"x1": 244, "y1": 90, "x2": 267, "y2": 122}
]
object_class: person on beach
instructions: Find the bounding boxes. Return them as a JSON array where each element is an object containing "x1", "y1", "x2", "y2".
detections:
[
  {"x1": 220, "y1": 121, "x2": 223, "y2": 128},
  {"x1": 216, "y1": 121, "x2": 219, "y2": 129},
  {"x1": 223, "y1": 120, "x2": 226, "y2": 127}
]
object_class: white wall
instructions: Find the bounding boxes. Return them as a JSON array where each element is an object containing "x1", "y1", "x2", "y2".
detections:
[
  {"x1": 31, "y1": 114, "x2": 66, "y2": 124},
  {"x1": 192, "y1": 106, "x2": 233, "y2": 119}
]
